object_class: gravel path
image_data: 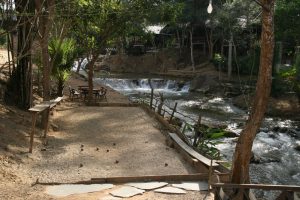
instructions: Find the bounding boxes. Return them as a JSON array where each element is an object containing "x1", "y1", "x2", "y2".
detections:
[{"x1": 29, "y1": 106, "x2": 195, "y2": 183}]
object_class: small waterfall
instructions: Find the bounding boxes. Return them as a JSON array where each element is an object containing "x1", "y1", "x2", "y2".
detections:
[
  {"x1": 73, "y1": 58, "x2": 89, "y2": 71},
  {"x1": 95, "y1": 78, "x2": 190, "y2": 94}
]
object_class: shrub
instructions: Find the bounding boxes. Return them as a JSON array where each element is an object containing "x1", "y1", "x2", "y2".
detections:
[{"x1": 212, "y1": 53, "x2": 226, "y2": 71}]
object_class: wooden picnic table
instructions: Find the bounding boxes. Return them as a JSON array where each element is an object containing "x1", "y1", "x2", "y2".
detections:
[{"x1": 77, "y1": 86, "x2": 106, "y2": 99}]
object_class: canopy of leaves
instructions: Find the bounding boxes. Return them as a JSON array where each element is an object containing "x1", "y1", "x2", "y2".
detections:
[{"x1": 275, "y1": 0, "x2": 300, "y2": 44}]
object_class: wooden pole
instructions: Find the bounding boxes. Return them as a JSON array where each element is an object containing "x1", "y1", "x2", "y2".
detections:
[
  {"x1": 29, "y1": 113, "x2": 37, "y2": 153},
  {"x1": 150, "y1": 88, "x2": 154, "y2": 109},
  {"x1": 169, "y1": 102, "x2": 178, "y2": 123},
  {"x1": 208, "y1": 159, "x2": 213, "y2": 192},
  {"x1": 7, "y1": 34, "x2": 11, "y2": 76},
  {"x1": 153, "y1": 100, "x2": 158, "y2": 111},
  {"x1": 43, "y1": 107, "x2": 51, "y2": 145}
]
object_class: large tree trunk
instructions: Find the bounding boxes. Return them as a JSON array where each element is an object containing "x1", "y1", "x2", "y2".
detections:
[
  {"x1": 41, "y1": 39, "x2": 51, "y2": 100},
  {"x1": 230, "y1": 1, "x2": 275, "y2": 199},
  {"x1": 4, "y1": 0, "x2": 34, "y2": 109},
  {"x1": 35, "y1": 0, "x2": 55, "y2": 101}
]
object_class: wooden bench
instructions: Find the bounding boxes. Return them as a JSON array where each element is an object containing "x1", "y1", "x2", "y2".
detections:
[
  {"x1": 168, "y1": 132, "x2": 219, "y2": 167},
  {"x1": 28, "y1": 97, "x2": 63, "y2": 153}
]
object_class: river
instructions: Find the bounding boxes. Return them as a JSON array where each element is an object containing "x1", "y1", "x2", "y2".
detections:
[{"x1": 95, "y1": 76, "x2": 300, "y2": 199}]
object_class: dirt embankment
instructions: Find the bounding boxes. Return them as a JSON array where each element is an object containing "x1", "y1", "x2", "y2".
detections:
[{"x1": 98, "y1": 49, "x2": 198, "y2": 73}]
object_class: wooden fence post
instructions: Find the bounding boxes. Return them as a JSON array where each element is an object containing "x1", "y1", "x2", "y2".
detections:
[
  {"x1": 150, "y1": 88, "x2": 154, "y2": 109},
  {"x1": 169, "y1": 102, "x2": 178, "y2": 123}
]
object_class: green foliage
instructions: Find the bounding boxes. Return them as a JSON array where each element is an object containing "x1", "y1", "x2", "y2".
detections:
[
  {"x1": 211, "y1": 0, "x2": 260, "y2": 40},
  {"x1": 275, "y1": 0, "x2": 300, "y2": 44},
  {"x1": 271, "y1": 54, "x2": 300, "y2": 97},
  {"x1": 49, "y1": 38, "x2": 76, "y2": 96},
  {"x1": 185, "y1": 123, "x2": 225, "y2": 159},
  {"x1": 271, "y1": 74, "x2": 289, "y2": 97},
  {"x1": 0, "y1": 29, "x2": 6, "y2": 46},
  {"x1": 49, "y1": 38, "x2": 76, "y2": 71},
  {"x1": 195, "y1": 127, "x2": 225, "y2": 159},
  {"x1": 212, "y1": 53, "x2": 226, "y2": 70},
  {"x1": 236, "y1": 45, "x2": 260, "y2": 75}
]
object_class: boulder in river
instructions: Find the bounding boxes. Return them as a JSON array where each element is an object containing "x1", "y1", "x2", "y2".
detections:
[
  {"x1": 250, "y1": 152, "x2": 261, "y2": 164},
  {"x1": 287, "y1": 129, "x2": 300, "y2": 139},
  {"x1": 294, "y1": 144, "x2": 300, "y2": 152}
]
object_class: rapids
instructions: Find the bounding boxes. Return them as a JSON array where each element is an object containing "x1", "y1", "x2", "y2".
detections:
[{"x1": 95, "y1": 77, "x2": 300, "y2": 199}]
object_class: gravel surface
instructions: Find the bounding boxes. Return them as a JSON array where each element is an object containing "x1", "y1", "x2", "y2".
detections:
[{"x1": 30, "y1": 106, "x2": 196, "y2": 183}]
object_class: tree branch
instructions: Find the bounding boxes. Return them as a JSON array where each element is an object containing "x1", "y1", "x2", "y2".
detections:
[{"x1": 253, "y1": 0, "x2": 270, "y2": 12}]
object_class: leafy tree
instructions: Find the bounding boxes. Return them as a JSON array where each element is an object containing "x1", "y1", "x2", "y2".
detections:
[
  {"x1": 70, "y1": 0, "x2": 182, "y2": 103},
  {"x1": 210, "y1": 0, "x2": 260, "y2": 78},
  {"x1": 278, "y1": 54, "x2": 300, "y2": 103},
  {"x1": 275, "y1": 0, "x2": 300, "y2": 45},
  {"x1": 49, "y1": 38, "x2": 76, "y2": 96}
]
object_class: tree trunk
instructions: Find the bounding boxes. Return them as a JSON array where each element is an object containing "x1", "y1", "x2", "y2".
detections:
[
  {"x1": 76, "y1": 58, "x2": 83, "y2": 73},
  {"x1": 7, "y1": 33, "x2": 11, "y2": 76},
  {"x1": 228, "y1": 33, "x2": 233, "y2": 80},
  {"x1": 35, "y1": 0, "x2": 55, "y2": 101},
  {"x1": 87, "y1": 53, "x2": 99, "y2": 104},
  {"x1": 41, "y1": 40, "x2": 51, "y2": 100},
  {"x1": 176, "y1": 29, "x2": 181, "y2": 56},
  {"x1": 10, "y1": 32, "x2": 15, "y2": 72},
  {"x1": 219, "y1": 38, "x2": 224, "y2": 81},
  {"x1": 205, "y1": 27, "x2": 214, "y2": 60},
  {"x1": 189, "y1": 27, "x2": 195, "y2": 71},
  {"x1": 57, "y1": 78, "x2": 64, "y2": 97},
  {"x1": 230, "y1": 1, "x2": 275, "y2": 199}
]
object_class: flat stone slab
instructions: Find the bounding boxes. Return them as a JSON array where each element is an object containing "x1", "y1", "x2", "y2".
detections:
[
  {"x1": 98, "y1": 195, "x2": 122, "y2": 200},
  {"x1": 46, "y1": 184, "x2": 114, "y2": 197},
  {"x1": 110, "y1": 186, "x2": 145, "y2": 198},
  {"x1": 125, "y1": 182, "x2": 168, "y2": 190},
  {"x1": 172, "y1": 181, "x2": 209, "y2": 191},
  {"x1": 154, "y1": 186, "x2": 186, "y2": 194}
]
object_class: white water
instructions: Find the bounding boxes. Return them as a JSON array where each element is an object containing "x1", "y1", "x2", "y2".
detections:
[
  {"x1": 95, "y1": 78, "x2": 190, "y2": 95},
  {"x1": 97, "y1": 77, "x2": 300, "y2": 199}
]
